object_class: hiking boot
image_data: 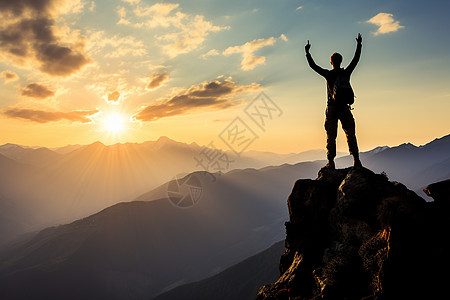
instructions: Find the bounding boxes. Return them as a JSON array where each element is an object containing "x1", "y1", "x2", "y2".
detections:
[
  {"x1": 354, "y1": 158, "x2": 362, "y2": 168},
  {"x1": 323, "y1": 161, "x2": 335, "y2": 170}
]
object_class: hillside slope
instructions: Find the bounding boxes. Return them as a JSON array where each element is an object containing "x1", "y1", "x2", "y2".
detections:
[
  {"x1": 0, "y1": 160, "x2": 322, "y2": 300},
  {"x1": 153, "y1": 240, "x2": 285, "y2": 300}
]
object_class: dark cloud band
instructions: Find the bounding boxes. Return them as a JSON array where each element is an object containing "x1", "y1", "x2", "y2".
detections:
[
  {"x1": 133, "y1": 77, "x2": 260, "y2": 122},
  {"x1": 3, "y1": 108, "x2": 99, "y2": 123}
]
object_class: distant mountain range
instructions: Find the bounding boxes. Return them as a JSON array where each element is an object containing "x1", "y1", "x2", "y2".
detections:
[
  {"x1": 0, "y1": 136, "x2": 336, "y2": 169},
  {"x1": 0, "y1": 162, "x2": 321, "y2": 299},
  {"x1": 335, "y1": 134, "x2": 450, "y2": 195},
  {"x1": 0, "y1": 143, "x2": 61, "y2": 167},
  {"x1": 0, "y1": 137, "x2": 336, "y2": 244},
  {"x1": 0, "y1": 134, "x2": 449, "y2": 299}
]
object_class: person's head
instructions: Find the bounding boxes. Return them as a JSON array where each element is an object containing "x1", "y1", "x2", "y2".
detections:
[{"x1": 330, "y1": 52, "x2": 342, "y2": 69}]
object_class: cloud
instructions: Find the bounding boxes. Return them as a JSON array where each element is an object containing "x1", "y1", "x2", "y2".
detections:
[
  {"x1": 122, "y1": 0, "x2": 141, "y2": 4},
  {"x1": 21, "y1": 83, "x2": 55, "y2": 99},
  {"x1": 3, "y1": 108, "x2": 99, "y2": 123},
  {"x1": 87, "y1": 30, "x2": 147, "y2": 58},
  {"x1": 279, "y1": 34, "x2": 288, "y2": 42},
  {"x1": 118, "y1": 2, "x2": 229, "y2": 57},
  {"x1": 0, "y1": 0, "x2": 85, "y2": 17},
  {"x1": 147, "y1": 72, "x2": 169, "y2": 89},
  {"x1": 201, "y1": 49, "x2": 220, "y2": 59},
  {"x1": 366, "y1": 13, "x2": 404, "y2": 36},
  {"x1": 133, "y1": 3, "x2": 181, "y2": 22},
  {"x1": 133, "y1": 77, "x2": 261, "y2": 122},
  {"x1": 159, "y1": 15, "x2": 228, "y2": 58},
  {"x1": 223, "y1": 34, "x2": 287, "y2": 70},
  {"x1": 86, "y1": 71, "x2": 143, "y2": 103},
  {"x1": 0, "y1": 0, "x2": 90, "y2": 77},
  {"x1": 0, "y1": 70, "x2": 18, "y2": 83},
  {"x1": 89, "y1": 2, "x2": 96, "y2": 12},
  {"x1": 117, "y1": 6, "x2": 130, "y2": 25},
  {"x1": 107, "y1": 91, "x2": 121, "y2": 102}
]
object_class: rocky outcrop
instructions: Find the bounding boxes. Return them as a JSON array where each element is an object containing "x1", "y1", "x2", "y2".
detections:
[{"x1": 257, "y1": 167, "x2": 449, "y2": 299}]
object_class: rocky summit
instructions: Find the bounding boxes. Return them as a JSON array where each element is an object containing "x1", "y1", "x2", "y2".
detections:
[{"x1": 257, "y1": 167, "x2": 449, "y2": 300}]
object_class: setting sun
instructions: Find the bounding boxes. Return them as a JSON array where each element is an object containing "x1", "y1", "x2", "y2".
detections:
[{"x1": 101, "y1": 112, "x2": 127, "y2": 134}]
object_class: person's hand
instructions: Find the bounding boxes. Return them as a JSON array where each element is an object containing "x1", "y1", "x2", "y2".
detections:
[
  {"x1": 305, "y1": 40, "x2": 311, "y2": 53},
  {"x1": 356, "y1": 33, "x2": 362, "y2": 45}
]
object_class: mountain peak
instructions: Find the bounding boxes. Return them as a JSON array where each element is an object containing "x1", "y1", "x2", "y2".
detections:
[
  {"x1": 0, "y1": 143, "x2": 25, "y2": 149},
  {"x1": 367, "y1": 145, "x2": 389, "y2": 154},
  {"x1": 154, "y1": 136, "x2": 180, "y2": 146},
  {"x1": 156, "y1": 136, "x2": 172, "y2": 142},
  {"x1": 73, "y1": 141, "x2": 105, "y2": 154},
  {"x1": 152, "y1": 136, "x2": 187, "y2": 150},
  {"x1": 397, "y1": 142, "x2": 417, "y2": 150},
  {"x1": 257, "y1": 167, "x2": 448, "y2": 299},
  {"x1": 87, "y1": 141, "x2": 105, "y2": 148}
]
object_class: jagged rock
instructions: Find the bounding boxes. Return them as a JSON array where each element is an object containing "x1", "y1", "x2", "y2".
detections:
[
  {"x1": 257, "y1": 167, "x2": 449, "y2": 300},
  {"x1": 257, "y1": 251, "x2": 305, "y2": 300},
  {"x1": 424, "y1": 178, "x2": 450, "y2": 205}
]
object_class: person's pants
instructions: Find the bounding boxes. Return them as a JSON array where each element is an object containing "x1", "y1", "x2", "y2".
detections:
[{"x1": 324, "y1": 105, "x2": 359, "y2": 161}]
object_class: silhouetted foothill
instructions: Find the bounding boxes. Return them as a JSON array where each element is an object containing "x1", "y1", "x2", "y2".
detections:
[{"x1": 257, "y1": 167, "x2": 449, "y2": 300}]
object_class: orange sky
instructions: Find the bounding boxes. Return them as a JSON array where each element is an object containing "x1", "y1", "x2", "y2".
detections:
[{"x1": 0, "y1": 0, "x2": 449, "y2": 153}]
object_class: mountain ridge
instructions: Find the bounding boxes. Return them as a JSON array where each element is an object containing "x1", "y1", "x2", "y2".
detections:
[{"x1": 0, "y1": 133, "x2": 449, "y2": 246}]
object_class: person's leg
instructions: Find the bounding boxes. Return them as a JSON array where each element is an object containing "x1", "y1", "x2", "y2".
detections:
[
  {"x1": 339, "y1": 106, "x2": 362, "y2": 167},
  {"x1": 324, "y1": 105, "x2": 338, "y2": 169}
]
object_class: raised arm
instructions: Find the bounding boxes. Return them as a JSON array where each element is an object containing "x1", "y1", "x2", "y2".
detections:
[
  {"x1": 305, "y1": 40, "x2": 328, "y2": 77},
  {"x1": 346, "y1": 33, "x2": 362, "y2": 73}
]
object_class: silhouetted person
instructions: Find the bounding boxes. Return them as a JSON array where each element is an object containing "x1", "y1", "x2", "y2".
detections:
[{"x1": 305, "y1": 33, "x2": 363, "y2": 169}]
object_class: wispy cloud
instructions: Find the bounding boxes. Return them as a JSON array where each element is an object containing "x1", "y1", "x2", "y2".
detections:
[
  {"x1": 88, "y1": 1, "x2": 96, "y2": 12},
  {"x1": 223, "y1": 34, "x2": 287, "y2": 70},
  {"x1": 0, "y1": 70, "x2": 19, "y2": 83},
  {"x1": 86, "y1": 70, "x2": 144, "y2": 103},
  {"x1": 133, "y1": 77, "x2": 261, "y2": 122},
  {"x1": 21, "y1": 83, "x2": 55, "y2": 99},
  {"x1": 117, "y1": 2, "x2": 229, "y2": 57},
  {"x1": 122, "y1": 0, "x2": 142, "y2": 5},
  {"x1": 3, "y1": 108, "x2": 99, "y2": 123},
  {"x1": 201, "y1": 49, "x2": 220, "y2": 59},
  {"x1": 117, "y1": 6, "x2": 131, "y2": 25},
  {"x1": 366, "y1": 13, "x2": 404, "y2": 36},
  {"x1": 87, "y1": 30, "x2": 147, "y2": 58},
  {"x1": 160, "y1": 17, "x2": 227, "y2": 58},
  {"x1": 0, "y1": 0, "x2": 90, "y2": 77}
]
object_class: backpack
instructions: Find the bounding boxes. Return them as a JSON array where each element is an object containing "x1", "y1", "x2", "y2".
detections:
[{"x1": 329, "y1": 71, "x2": 355, "y2": 105}]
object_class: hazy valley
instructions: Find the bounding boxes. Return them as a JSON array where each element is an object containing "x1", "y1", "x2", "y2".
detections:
[{"x1": 0, "y1": 134, "x2": 449, "y2": 299}]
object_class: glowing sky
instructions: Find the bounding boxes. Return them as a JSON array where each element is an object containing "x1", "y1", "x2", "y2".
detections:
[{"x1": 1, "y1": 0, "x2": 449, "y2": 153}]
